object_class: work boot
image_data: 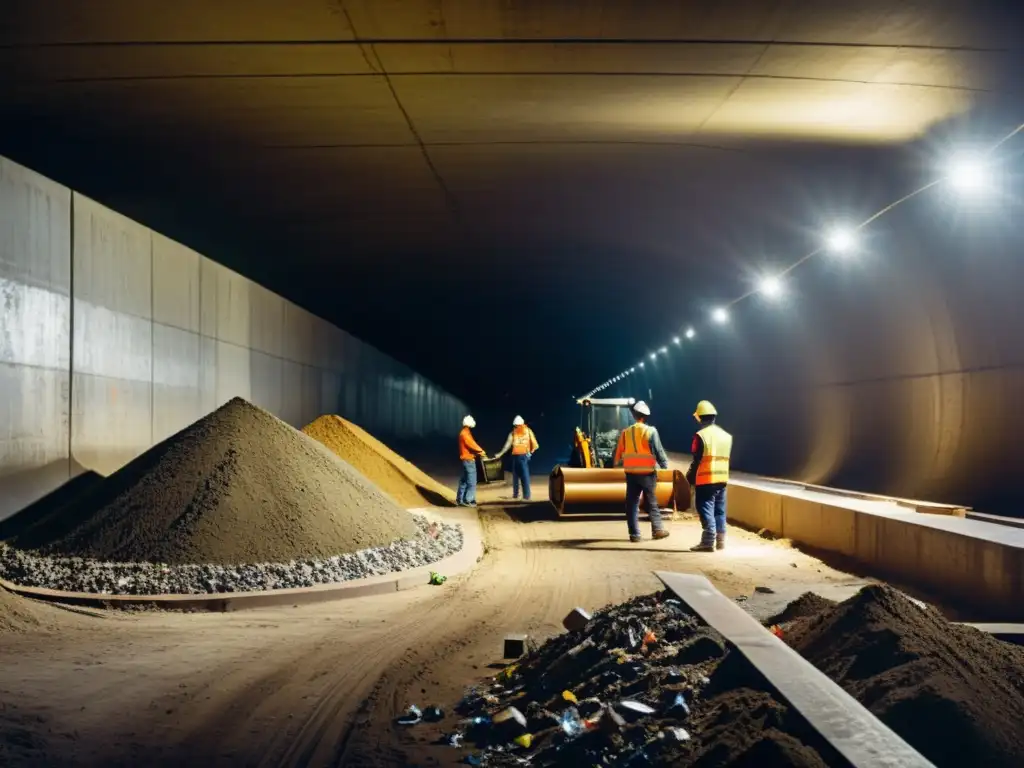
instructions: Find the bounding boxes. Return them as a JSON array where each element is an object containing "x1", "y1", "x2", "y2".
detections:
[
  {"x1": 716, "y1": 535, "x2": 726, "y2": 551},
  {"x1": 629, "y1": 535, "x2": 642, "y2": 543},
  {"x1": 689, "y1": 541, "x2": 715, "y2": 553},
  {"x1": 652, "y1": 529, "x2": 670, "y2": 541}
]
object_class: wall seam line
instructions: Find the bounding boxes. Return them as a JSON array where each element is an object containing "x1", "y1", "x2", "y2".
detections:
[{"x1": 67, "y1": 191, "x2": 75, "y2": 476}]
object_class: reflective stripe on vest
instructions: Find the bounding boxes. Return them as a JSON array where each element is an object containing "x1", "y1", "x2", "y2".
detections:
[
  {"x1": 696, "y1": 424, "x2": 733, "y2": 485},
  {"x1": 512, "y1": 427, "x2": 533, "y2": 455},
  {"x1": 621, "y1": 423, "x2": 657, "y2": 474}
]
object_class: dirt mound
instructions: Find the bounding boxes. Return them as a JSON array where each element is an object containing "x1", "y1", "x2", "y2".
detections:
[
  {"x1": 9, "y1": 398, "x2": 419, "y2": 566},
  {"x1": 0, "y1": 585, "x2": 43, "y2": 633},
  {"x1": 786, "y1": 584, "x2": 1024, "y2": 768},
  {"x1": 303, "y1": 415, "x2": 454, "y2": 508},
  {"x1": 764, "y1": 592, "x2": 836, "y2": 626},
  {"x1": 446, "y1": 592, "x2": 837, "y2": 766}
]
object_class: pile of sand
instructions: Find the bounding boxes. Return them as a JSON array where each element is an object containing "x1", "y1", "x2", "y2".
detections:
[
  {"x1": 8, "y1": 398, "x2": 419, "y2": 566},
  {"x1": 303, "y1": 415, "x2": 454, "y2": 508},
  {"x1": 786, "y1": 584, "x2": 1024, "y2": 768},
  {"x1": 0, "y1": 585, "x2": 44, "y2": 633}
]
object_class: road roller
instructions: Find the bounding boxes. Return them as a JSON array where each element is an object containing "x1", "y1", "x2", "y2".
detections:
[{"x1": 549, "y1": 397, "x2": 691, "y2": 516}]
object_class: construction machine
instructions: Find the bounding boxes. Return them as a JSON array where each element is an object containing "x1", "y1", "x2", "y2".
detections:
[{"x1": 549, "y1": 397, "x2": 690, "y2": 516}]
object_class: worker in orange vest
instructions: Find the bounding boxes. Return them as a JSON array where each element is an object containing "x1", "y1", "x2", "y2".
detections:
[
  {"x1": 456, "y1": 415, "x2": 487, "y2": 507},
  {"x1": 686, "y1": 400, "x2": 733, "y2": 552},
  {"x1": 613, "y1": 401, "x2": 671, "y2": 543},
  {"x1": 494, "y1": 415, "x2": 540, "y2": 501}
]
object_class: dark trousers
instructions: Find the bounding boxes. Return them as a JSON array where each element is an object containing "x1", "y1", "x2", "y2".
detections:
[
  {"x1": 456, "y1": 459, "x2": 477, "y2": 505},
  {"x1": 695, "y1": 484, "x2": 728, "y2": 544},
  {"x1": 511, "y1": 454, "x2": 531, "y2": 499},
  {"x1": 625, "y1": 472, "x2": 664, "y2": 537}
]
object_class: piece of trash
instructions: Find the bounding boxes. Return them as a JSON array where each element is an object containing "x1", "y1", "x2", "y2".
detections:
[
  {"x1": 665, "y1": 692, "x2": 690, "y2": 718},
  {"x1": 616, "y1": 700, "x2": 656, "y2": 718},
  {"x1": 698, "y1": 675, "x2": 711, "y2": 686},
  {"x1": 497, "y1": 664, "x2": 519, "y2": 683},
  {"x1": 396, "y1": 704, "x2": 423, "y2": 725},
  {"x1": 513, "y1": 733, "x2": 533, "y2": 749},
  {"x1": 642, "y1": 630, "x2": 657, "y2": 646},
  {"x1": 558, "y1": 707, "x2": 586, "y2": 739},
  {"x1": 504, "y1": 634, "x2": 529, "y2": 659},
  {"x1": 423, "y1": 705, "x2": 444, "y2": 722},
  {"x1": 443, "y1": 731, "x2": 464, "y2": 747},
  {"x1": 561, "y1": 690, "x2": 578, "y2": 705},
  {"x1": 463, "y1": 755, "x2": 484, "y2": 767},
  {"x1": 562, "y1": 607, "x2": 592, "y2": 632},
  {"x1": 429, "y1": 571, "x2": 447, "y2": 585},
  {"x1": 735, "y1": 595, "x2": 748, "y2": 603},
  {"x1": 665, "y1": 667, "x2": 683, "y2": 681},
  {"x1": 577, "y1": 697, "x2": 603, "y2": 718},
  {"x1": 660, "y1": 726, "x2": 691, "y2": 743},
  {"x1": 754, "y1": 585, "x2": 775, "y2": 594},
  {"x1": 493, "y1": 706, "x2": 528, "y2": 732},
  {"x1": 627, "y1": 627, "x2": 640, "y2": 648},
  {"x1": 770, "y1": 624, "x2": 784, "y2": 638}
]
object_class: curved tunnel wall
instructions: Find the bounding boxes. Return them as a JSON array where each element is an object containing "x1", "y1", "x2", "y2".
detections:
[
  {"x1": 0, "y1": 156, "x2": 467, "y2": 520},
  {"x1": 622, "y1": 158, "x2": 1024, "y2": 513}
]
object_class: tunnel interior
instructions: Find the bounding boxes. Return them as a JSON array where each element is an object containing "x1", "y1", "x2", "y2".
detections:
[{"x1": 1, "y1": 1, "x2": 1024, "y2": 514}]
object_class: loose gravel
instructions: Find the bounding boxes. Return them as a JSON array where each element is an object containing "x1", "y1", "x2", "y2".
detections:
[{"x1": 0, "y1": 514, "x2": 463, "y2": 596}]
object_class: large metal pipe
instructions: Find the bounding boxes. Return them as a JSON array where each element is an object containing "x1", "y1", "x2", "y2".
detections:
[{"x1": 549, "y1": 466, "x2": 690, "y2": 515}]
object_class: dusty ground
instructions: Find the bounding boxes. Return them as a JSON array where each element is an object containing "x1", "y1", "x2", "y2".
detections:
[{"x1": 0, "y1": 478, "x2": 873, "y2": 767}]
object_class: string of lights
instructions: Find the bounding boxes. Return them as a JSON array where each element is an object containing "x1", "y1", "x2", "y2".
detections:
[{"x1": 579, "y1": 121, "x2": 1024, "y2": 401}]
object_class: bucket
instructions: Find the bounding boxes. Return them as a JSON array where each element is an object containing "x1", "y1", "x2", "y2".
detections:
[{"x1": 479, "y1": 456, "x2": 505, "y2": 484}]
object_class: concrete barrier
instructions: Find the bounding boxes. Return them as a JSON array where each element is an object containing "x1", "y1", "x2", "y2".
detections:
[{"x1": 726, "y1": 479, "x2": 1024, "y2": 619}]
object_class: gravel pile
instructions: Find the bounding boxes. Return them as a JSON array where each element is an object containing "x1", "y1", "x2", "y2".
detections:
[
  {"x1": 431, "y1": 591, "x2": 837, "y2": 766},
  {"x1": 0, "y1": 514, "x2": 462, "y2": 595},
  {"x1": 303, "y1": 415, "x2": 454, "y2": 507},
  {"x1": 785, "y1": 584, "x2": 1024, "y2": 768},
  {"x1": 6, "y1": 397, "x2": 420, "y2": 566}
]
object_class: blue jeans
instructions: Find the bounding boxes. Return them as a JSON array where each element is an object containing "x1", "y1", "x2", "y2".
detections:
[
  {"x1": 695, "y1": 484, "x2": 728, "y2": 544},
  {"x1": 625, "y1": 473, "x2": 664, "y2": 538},
  {"x1": 456, "y1": 459, "x2": 477, "y2": 505},
  {"x1": 511, "y1": 454, "x2": 531, "y2": 499}
]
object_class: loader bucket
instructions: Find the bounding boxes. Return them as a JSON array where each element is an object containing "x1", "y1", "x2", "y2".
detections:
[{"x1": 549, "y1": 466, "x2": 691, "y2": 517}]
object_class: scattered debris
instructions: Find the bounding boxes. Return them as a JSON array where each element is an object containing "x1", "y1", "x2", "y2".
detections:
[
  {"x1": 754, "y1": 585, "x2": 775, "y2": 595},
  {"x1": 429, "y1": 571, "x2": 448, "y2": 586},
  {"x1": 786, "y1": 584, "x2": 1024, "y2": 768},
  {"x1": 504, "y1": 634, "x2": 529, "y2": 658},
  {"x1": 562, "y1": 607, "x2": 592, "y2": 632},
  {"x1": 396, "y1": 704, "x2": 423, "y2": 726},
  {"x1": 444, "y1": 591, "x2": 837, "y2": 766}
]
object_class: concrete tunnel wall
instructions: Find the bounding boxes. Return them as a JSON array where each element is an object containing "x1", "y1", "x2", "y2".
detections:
[
  {"x1": 612, "y1": 158, "x2": 1024, "y2": 514},
  {"x1": 0, "y1": 155, "x2": 468, "y2": 521}
]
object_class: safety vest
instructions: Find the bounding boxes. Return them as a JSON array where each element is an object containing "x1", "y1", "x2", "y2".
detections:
[
  {"x1": 695, "y1": 424, "x2": 733, "y2": 485},
  {"x1": 620, "y1": 423, "x2": 658, "y2": 474},
  {"x1": 511, "y1": 426, "x2": 536, "y2": 455}
]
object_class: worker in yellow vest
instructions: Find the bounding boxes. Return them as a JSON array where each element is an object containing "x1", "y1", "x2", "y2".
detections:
[
  {"x1": 686, "y1": 400, "x2": 733, "y2": 552},
  {"x1": 613, "y1": 401, "x2": 671, "y2": 543},
  {"x1": 494, "y1": 415, "x2": 540, "y2": 501}
]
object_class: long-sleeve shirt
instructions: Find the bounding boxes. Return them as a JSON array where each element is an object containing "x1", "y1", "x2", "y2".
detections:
[
  {"x1": 613, "y1": 423, "x2": 670, "y2": 470},
  {"x1": 459, "y1": 427, "x2": 484, "y2": 461},
  {"x1": 495, "y1": 428, "x2": 539, "y2": 458}
]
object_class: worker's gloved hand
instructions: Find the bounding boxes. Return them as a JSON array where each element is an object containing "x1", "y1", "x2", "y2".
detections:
[{"x1": 526, "y1": 453, "x2": 532, "y2": 460}]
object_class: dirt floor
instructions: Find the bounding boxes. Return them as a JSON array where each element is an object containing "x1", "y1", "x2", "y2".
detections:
[{"x1": 0, "y1": 478, "x2": 876, "y2": 767}]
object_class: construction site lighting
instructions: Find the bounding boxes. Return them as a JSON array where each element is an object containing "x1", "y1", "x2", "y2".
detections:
[
  {"x1": 826, "y1": 227, "x2": 856, "y2": 255},
  {"x1": 659, "y1": 346, "x2": 668, "y2": 354},
  {"x1": 711, "y1": 307, "x2": 729, "y2": 324},
  {"x1": 759, "y1": 274, "x2": 784, "y2": 299},
  {"x1": 672, "y1": 336, "x2": 681, "y2": 345},
  {"x1": 649, "y1": 352, "x2": 657, "y2": 361},
  {"x1": 684, "y1": 327, "x2": 696, "y2": 339},
  {"x1": 630, "y1": 367, "x2": 636, "y2": 373},
  {"x1": 638, "y1": 361, "x2": 645, "y2": 368},
  {"x1": 947, "y1": 153, "x2": 989, "y2": 195}
]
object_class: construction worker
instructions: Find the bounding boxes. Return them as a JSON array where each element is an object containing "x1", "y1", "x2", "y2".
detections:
[
  {"x1": 494, "y1": 415, "x2": 540, "y2": 501},
  {"x1": 613, "y1": 401, "x2": 671, "y2": 543},
  {"x1": 686, "y1": 400, "x2": 733, "y2": 552},
  {"x1": 456, "y1": 415, "x2": 487, "y2": 507}
]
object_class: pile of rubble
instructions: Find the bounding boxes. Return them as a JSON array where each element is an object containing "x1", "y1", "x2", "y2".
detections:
[
  {"x1": 412, "y1": 592, "x2": 835, "y2": 766},
  {"x1": 0, "y1": 514, "x2": 461, "y2": 595}
]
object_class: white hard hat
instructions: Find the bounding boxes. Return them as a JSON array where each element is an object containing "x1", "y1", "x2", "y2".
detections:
[
  {"x1": 512, "y1": 415, "x2": 525, "y2": 426},
  {"x1": 633, "y1": 401, "x2": 651, "y2": 417},
  {"x1": 463, "y1": 415, "x2": 476, "y2": 428}
]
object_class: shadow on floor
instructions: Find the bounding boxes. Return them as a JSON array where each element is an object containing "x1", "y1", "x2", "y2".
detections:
[{"x1": 520, "y1": 537, "x2": 686, "y2": 553}]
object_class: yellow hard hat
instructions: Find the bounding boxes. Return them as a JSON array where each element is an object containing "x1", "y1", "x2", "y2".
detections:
[{"x1": 693, "y1": 400, "x2": 717, "y2": 419}]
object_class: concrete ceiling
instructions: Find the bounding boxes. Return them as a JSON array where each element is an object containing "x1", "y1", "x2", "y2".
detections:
[{"x1": 0, "y1": 0, "x2": 1018, "y2": 409}]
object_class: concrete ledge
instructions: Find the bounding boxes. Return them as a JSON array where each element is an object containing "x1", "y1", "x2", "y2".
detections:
[
  {"x1": 0, "y1": 508, "x2": 483, "y2": 612},
  {"x1": 656, "y1": 571, "x2": 933, "y2": 768},
  {"x1": 724, "y1": 479, "x2": 1024, "y2": 619}
]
